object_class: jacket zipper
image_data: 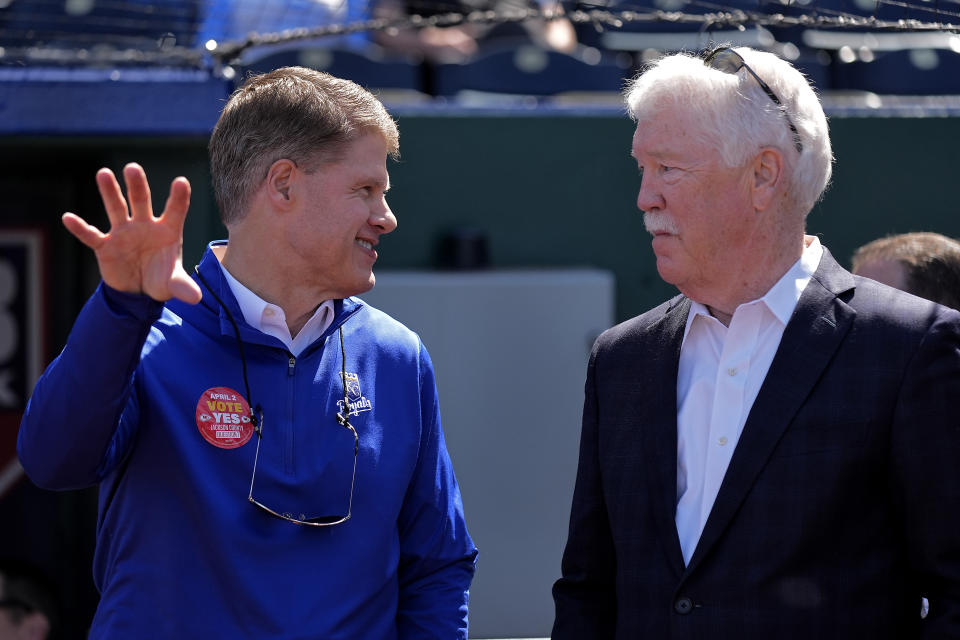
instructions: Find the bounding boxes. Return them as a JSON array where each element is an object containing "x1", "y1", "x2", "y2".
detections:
[{"x1": 285, "y1": 354, "x2": 296, "y2": 474}]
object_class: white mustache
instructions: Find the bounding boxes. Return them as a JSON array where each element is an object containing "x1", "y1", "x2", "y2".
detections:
[{"x1": 644, "y1": 212, "x2": 680, "y2": 235}]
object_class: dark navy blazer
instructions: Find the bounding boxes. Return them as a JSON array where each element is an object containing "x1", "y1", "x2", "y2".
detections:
[{"x1": 553, "y1": 248, "x2": 960, "y2": 639}]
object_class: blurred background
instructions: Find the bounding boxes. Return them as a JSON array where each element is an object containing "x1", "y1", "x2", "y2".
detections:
[{"x1": 1, "y1": 0, "x2": 959, "y2": 637}]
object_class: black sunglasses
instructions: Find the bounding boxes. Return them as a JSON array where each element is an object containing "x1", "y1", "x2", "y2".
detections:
[
  {"x1": 246, "y1": 326, "x2": 358, "y2": 527},
  {"x1": 196, "y1": 266, "x2": 358, "y2": 527},
  {"x1": 703, "y1": 47, "x2": 804, "y2": 154}
]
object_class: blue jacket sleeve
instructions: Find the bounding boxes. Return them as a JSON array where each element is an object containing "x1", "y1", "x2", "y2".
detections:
[
  {"x1": 396, "y1": 342, "x2": 478, "y2": 640},
  {"x1": 18, "y1": 283, "x2": 163, "y2": 490}
]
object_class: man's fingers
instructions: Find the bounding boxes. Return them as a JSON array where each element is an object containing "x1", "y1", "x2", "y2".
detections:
[
  {"x1": 143, "y1": 267, "x2": 203, "y2": 305},
  {"x1": 123, "y1": 163, "x2": 154, "y2": 222},
  {"x1": 95, "y1": 168, "x2": 130, "y2": 228},
  {"x1": 169, "y1": 269, "x2": 203, "y2": 305},
  {"x1": 62, "y1": 212, "x2": 106, "y2": 250},
  {"x1": 161, "y1": 177, "x2": 192, "y2": 231}
]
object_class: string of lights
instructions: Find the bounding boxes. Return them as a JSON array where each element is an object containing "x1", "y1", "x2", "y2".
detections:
[{"x1": 0, "y1": 2, "x2": 957, "y2": 70}]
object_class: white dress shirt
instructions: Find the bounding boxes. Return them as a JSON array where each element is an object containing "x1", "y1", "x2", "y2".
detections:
[
  {"x1": 218, "y1": 263, "x2": 334, "y2": 357},
  {"x1": 674, "y1": 237, "x2": 823, "y2": 566}
]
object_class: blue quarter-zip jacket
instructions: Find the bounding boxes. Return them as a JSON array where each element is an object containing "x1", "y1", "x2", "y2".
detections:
[{"x1": 18, "y1": 242, "x2": 477, "y2": 639}]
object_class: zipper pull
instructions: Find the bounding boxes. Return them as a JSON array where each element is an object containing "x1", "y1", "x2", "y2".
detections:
[{"x1": 288, "y1": 356, "x2": 296, "y2": 376}]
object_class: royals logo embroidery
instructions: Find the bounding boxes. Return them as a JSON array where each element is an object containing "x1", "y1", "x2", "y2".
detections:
[{"x1": 337, "y1": 372, "x2": 372, "y2": 416}]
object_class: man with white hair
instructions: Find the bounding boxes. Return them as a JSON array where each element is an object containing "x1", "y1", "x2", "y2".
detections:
[{"x1": 552, "y1": 47, "x2": 960, "y2": 638}]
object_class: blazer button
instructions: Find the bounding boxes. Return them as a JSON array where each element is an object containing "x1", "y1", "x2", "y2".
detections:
[{"x1": 674, "y1": 597, "x2": 693, "y2": 615}]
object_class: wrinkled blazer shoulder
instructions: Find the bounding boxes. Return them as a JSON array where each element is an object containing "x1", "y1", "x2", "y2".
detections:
[{"x1": 593, "y1": 294, "x2": 690, "y2": 357}]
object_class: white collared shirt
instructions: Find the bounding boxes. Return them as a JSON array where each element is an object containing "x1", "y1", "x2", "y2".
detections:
[
  {"x1": 674, "y1": 237, "x2": 823, "y2": 566},
  {"x1": 218, "y1": 263, "x2": 334, "y2": 357}
]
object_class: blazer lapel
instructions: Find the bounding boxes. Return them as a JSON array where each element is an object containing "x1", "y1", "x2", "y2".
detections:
[
  {"x1": 683, "y1": 249, "x2": 857, "y2": 575},
  {"x1": 637, "y1": 295, "x2": 690, "y2": 578}
]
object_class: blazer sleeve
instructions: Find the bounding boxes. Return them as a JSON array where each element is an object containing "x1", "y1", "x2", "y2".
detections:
[
  {"x1": 552, "y1": 343, "x2": 618, "y2": 639},
  {"x1": 889, "y1": 305, "x2": 960, "y2": 636}
]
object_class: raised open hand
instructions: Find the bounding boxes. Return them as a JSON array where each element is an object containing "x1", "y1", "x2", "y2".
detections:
[{"x1": 62, "y1": 163, "x2": 203, "y2": 304}]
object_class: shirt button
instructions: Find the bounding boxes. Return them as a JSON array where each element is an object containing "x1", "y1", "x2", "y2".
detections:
[
  {"x1": 674, "y1": 597, "x2": 693, "y2": 615},
  {"x1": 727, "y1": 367, "x2": 737, "y2": 377},
  {"x1": 718, "y1": 436, "x2": 728, "y2": 446},
  {"x1": 264, "y1": 308, "x2": 275, "y2": 317}
]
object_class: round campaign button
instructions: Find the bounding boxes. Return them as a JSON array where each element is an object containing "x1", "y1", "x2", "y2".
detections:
[{"x1": 195, "y1": 387, "x2": 254, "y2": 449}]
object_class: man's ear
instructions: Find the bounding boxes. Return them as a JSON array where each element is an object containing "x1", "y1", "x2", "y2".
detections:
[
  {"x1": 265, "y1": 159, "x2": 297, "y2": 208},
  {"x1": 751, "y1": 147, "x2": 785, "y2": 212}
]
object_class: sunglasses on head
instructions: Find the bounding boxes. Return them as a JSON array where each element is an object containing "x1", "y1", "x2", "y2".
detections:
[{"x1": 703, "y1": 46, "x2": 804, "y2": 154}]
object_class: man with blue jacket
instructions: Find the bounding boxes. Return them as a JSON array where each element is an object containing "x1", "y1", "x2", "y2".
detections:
[{"x1": 18, "y1": 67, "x2": 477, "y2": 638}]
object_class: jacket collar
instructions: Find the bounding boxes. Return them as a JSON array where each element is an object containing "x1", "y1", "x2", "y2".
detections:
[
  {"x1": 636, "y1": 294, "x2": 692, "y2": 579},
  {"x1": 682, "y1": 247, "x2": 857, "y2": 576},
  {"x1": 172, "y1": 241, "x2": 363, "y2": 353}
]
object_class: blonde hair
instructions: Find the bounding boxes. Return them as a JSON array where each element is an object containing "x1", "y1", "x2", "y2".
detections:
[{"x1": 209, "y1": 66, "x2": 399, "y2": 225}]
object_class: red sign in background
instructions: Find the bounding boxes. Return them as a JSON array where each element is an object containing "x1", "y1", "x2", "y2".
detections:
[{"x1": 0, "y1": 229, "x2": 45, "y2": 498}]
